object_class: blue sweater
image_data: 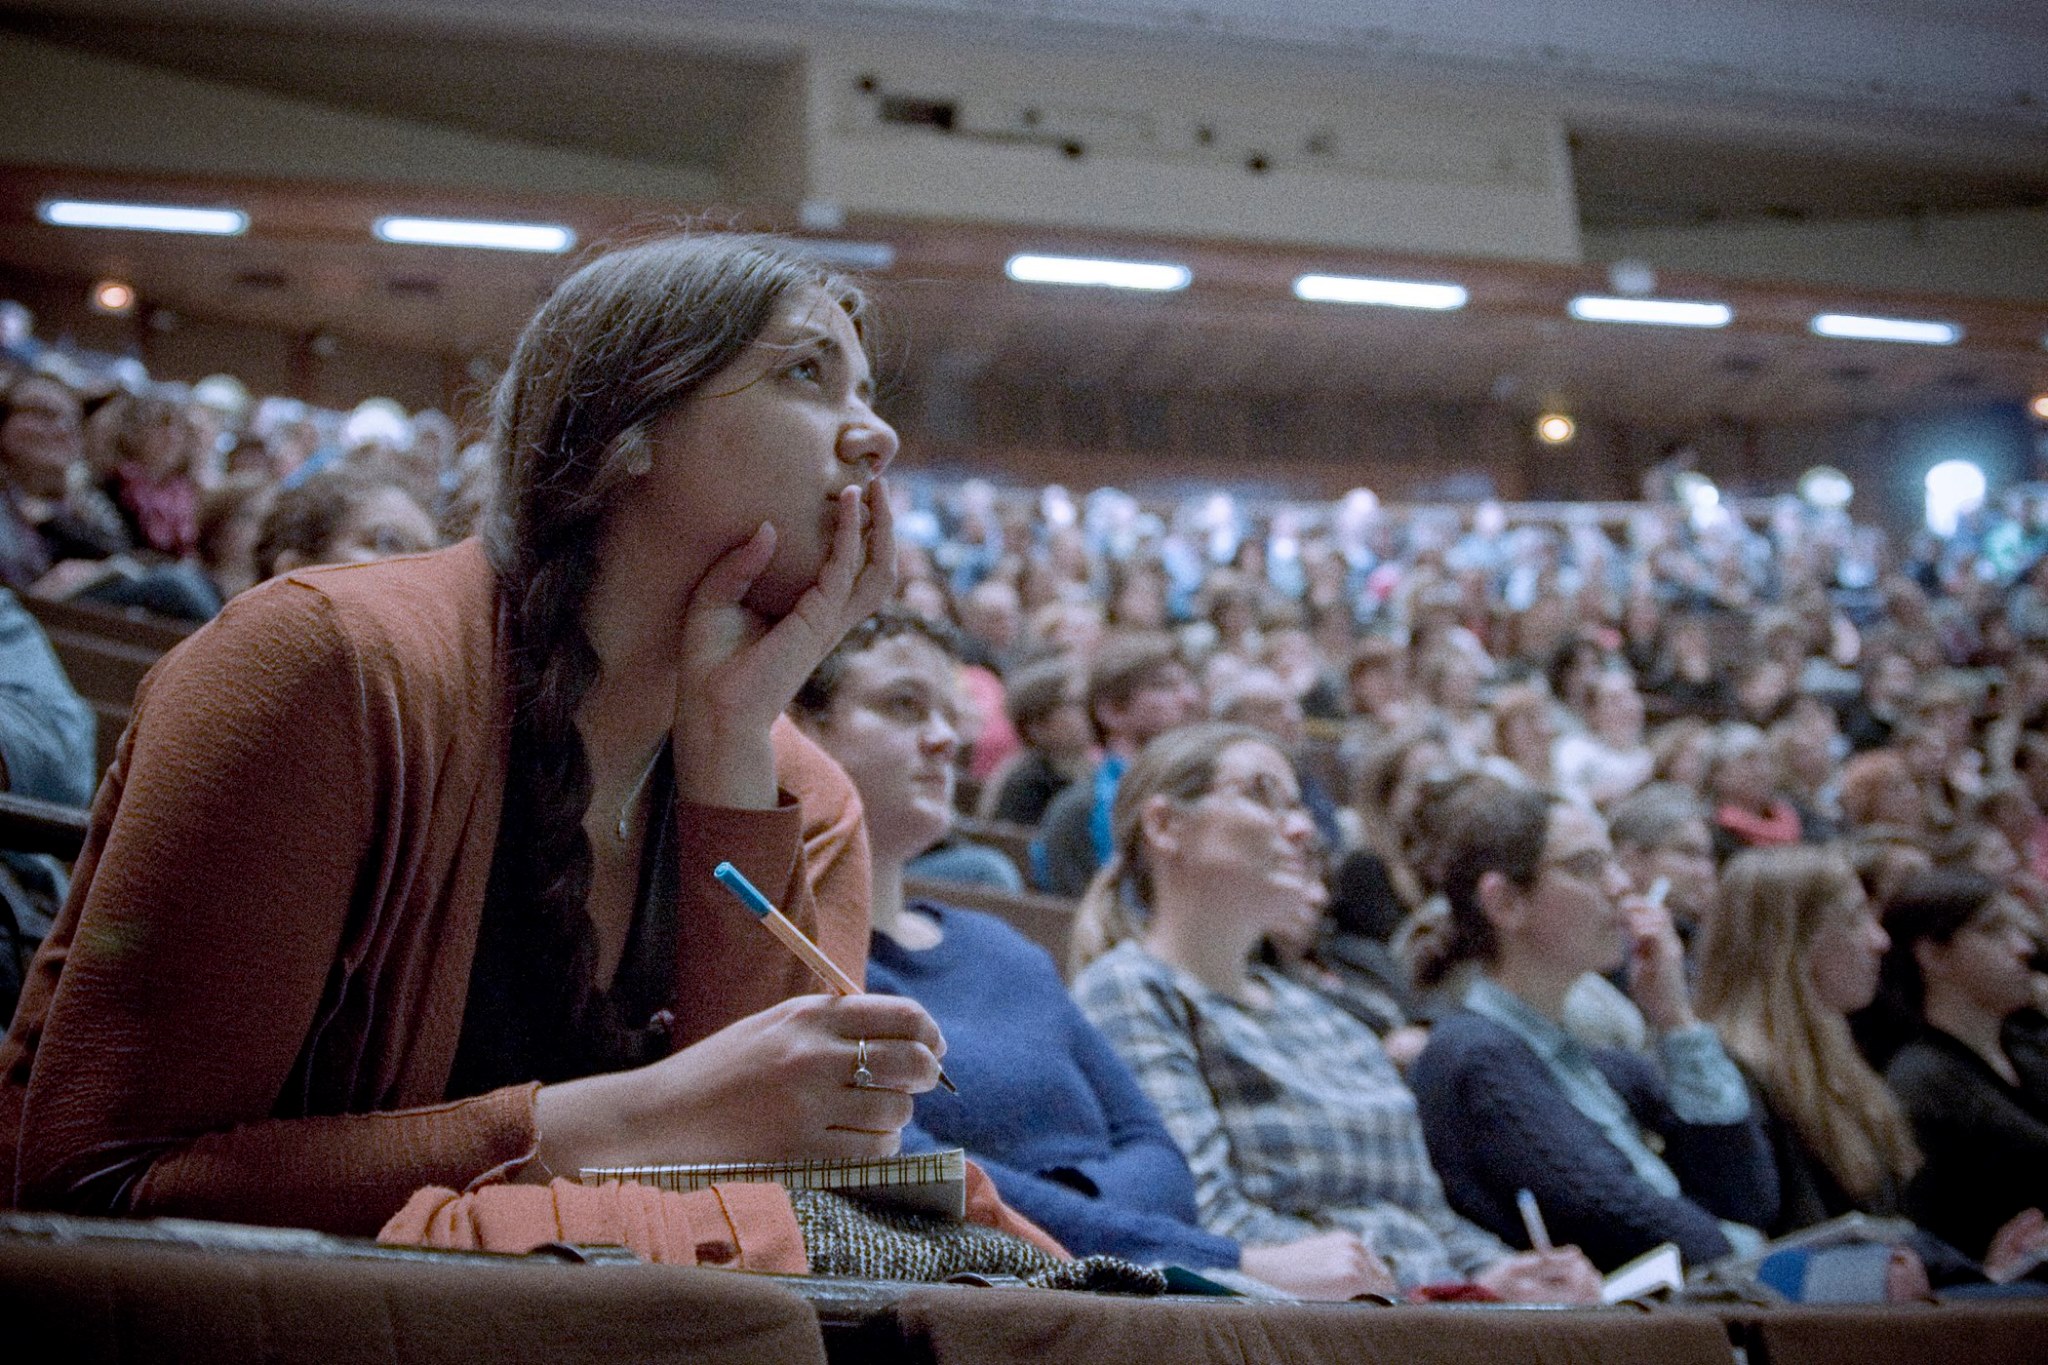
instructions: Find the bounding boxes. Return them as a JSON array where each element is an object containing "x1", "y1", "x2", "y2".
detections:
[
  {"x1": 1409, "y1": 1008, "x2": 1778, "y2": 1271},
  {"x1": 867, "y1": 903, "x2": 1240, "y2": 1269}
]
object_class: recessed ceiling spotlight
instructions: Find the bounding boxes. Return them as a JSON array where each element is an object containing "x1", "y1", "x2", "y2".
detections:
[
  {"x1": 90, "y1": 280, "x2": 136, "y2": 315},
  {"x1": 1605, "y1": 259, "x2": 1658, "y2": 296},
  {"x1": 1536, "y1": 413, "x2": 1576, "y2": 444}
]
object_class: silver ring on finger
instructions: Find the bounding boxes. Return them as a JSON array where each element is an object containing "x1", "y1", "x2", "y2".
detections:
[{"x1": 851, "y1": 1037, "x2": 877, "y2": 1089}]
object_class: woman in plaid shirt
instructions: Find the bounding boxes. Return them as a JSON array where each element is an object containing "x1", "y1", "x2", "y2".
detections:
[{"x1": 1070, "y1": 721, "x2": 1601, "y2": 1300}]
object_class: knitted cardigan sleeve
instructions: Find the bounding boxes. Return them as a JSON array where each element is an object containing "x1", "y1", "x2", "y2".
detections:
[
  {"x1": 6, "y1": 580, "x2": 538, "y2": 1231},
  {"x1": 1411, "y1": 1014, "x2": 1740, "y2": 1271}
]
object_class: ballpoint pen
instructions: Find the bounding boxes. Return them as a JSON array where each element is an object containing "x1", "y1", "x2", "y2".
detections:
[{"x1": 714, "y1": 860, "x2": 958, "y2": 1093}]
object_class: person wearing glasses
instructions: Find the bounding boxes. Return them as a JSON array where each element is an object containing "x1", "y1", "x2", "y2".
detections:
[
  {"x1": 1070, "y1": 723, "x2": 1602, "y2": 1301},
  {"x1": 1408, "y1": 782, "x2": 1776, "y2": 1272}
]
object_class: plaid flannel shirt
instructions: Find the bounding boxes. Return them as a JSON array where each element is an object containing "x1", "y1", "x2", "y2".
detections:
[{"x1": 1073, "y1": 941, "x2": 1511, "y2": 1287}]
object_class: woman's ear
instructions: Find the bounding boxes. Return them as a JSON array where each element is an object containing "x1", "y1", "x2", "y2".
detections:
[
  {"x1": 1137, "y1": 792, "x2": 1182, "y2": 860},
  {"x1": 1476, "y1": 868, "x2": 1525, "y2": 936}
]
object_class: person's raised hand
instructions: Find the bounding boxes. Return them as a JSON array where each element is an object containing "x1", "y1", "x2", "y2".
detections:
[
  {"x1": 1240, "y1": 1230, "x2": 1397, "y2": 1301},
  {"x1": 1624, "y1": 891, "x2": 1697, "y2": 1035},
  {"x1": 530, "y1": 990, "x2": 944, "y2": 1177},
  {"x1": 1985, "y1": 1207, "x2": 2048, "y2": 1283},
  {"x1": 1475, "y1": 1247, "x2": 1604, "y2": 1304},
  {"x1": 671, "y1": 478, "x2": 896, "y2": 807}
]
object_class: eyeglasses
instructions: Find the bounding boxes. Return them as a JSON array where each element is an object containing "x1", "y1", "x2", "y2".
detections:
[
  {"x1": 1542, "y1": 848, "x2": 1622, "y2": 884},
  {"x1": 1201, "y1": 775, "x2": 1308, "y2": 817}
]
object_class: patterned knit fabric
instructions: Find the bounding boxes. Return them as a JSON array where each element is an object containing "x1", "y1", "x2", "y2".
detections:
[{"x1": 791, "y1": 1190, "x2": 1166, "y2": 1293}]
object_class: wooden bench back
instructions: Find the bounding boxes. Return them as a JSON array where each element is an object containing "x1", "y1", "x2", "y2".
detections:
[
  {"x1": 902, "y1": 875, "x2": 1081, "y2": 976},
  {"x1": 21, "y1": 596, "x2": 194, "y2": 777}
]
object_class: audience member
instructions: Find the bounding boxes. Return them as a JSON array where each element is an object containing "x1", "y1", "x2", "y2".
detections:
[
  {"x1": 0, "y1": 587, "x2": 96, "y2": 1021},
  {"x1": 0, "y1": 235, "x2": 940, "y2": 1242},
  {"x1": 978, "y1": 654, "x2": 1095, "y2": 826},
  {"x1": 1697, "y1": 848, "x2": 1986, "y2": 1291},
  {"x1": 1071, "y1": 722, "x2": 1602, "y2": 1301},
  {"x1": 1552, "y1": 670, "x2": 1655, "y2": 811},
  {"x1": 252, "y1": 466, "x2": 437, "y2": 582},
  {"x1": 1409, "y1": 784, "x2": 1774, "y2": 1272},
  {"x1": 794, "y1": 614, "x2": 1386, "y2": 1297},
  {"x1": 1708, "y1": 723, "x2": 1810, "y2": 860},
  {"x1": 1030, "y1": 631, "x2": 1201, "y2": 896},
  {"x1": 1879, "y1": 871, "x2": 2048, "y2": 1269}
]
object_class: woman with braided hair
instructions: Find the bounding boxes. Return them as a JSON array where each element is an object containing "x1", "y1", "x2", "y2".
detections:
[{"x1": 0, "y1": 234, "x2": 946, "y2": 1236}]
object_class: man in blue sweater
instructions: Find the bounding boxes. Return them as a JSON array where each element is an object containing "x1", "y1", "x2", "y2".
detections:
[{"x1": 791, "y1": 610, "x2": 1390, "y2": 1299}]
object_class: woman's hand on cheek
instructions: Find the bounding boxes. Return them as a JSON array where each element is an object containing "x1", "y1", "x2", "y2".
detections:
[
  {"x1": 669, "y1": 480, "x2": 896, "y2": 807},
  {"x1": 783, "y1": 477, "x2": 897, "y2": 656},
  {"x1": 1624, "y1": 896, "x2": 1696, "y2": 1034},
  {"x1": 530, "y1": 992, "x2": 946, "y2": 1175}
]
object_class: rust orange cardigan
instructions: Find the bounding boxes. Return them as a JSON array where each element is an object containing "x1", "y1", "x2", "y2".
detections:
[{"x1": 0, "y1": 540, "x2": 871, "y2": 1236}]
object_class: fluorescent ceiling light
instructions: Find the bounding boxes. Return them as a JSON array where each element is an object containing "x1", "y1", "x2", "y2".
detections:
[
  {"x1": 373, "y1": 216, "x2": 575, "y2": 253},
  {"x1": 1810, "y1": 313, "x2": 1960, "y2": 345},
  {"x1": 1567, "y1": 295, "x2": 1732, "y2": 328},
  {"x1": 39, "y1": 199, "x2": 247, "y2": 235},
  {"x1": 1004, "y1": 253, "x2": 1190, "y2": 291},
  {"x1": 1293, "y1": 274, "x2": 1467, "y2": 311}
]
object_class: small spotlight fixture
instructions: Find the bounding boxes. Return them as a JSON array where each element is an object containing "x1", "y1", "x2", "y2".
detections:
[
  {"x1": 1536, "y1": 413, "x2": 1576, "y2": 444},
  {"x1": 1567, "y1": 296, "x2": 1733, "y2": 328},
  {"x1": 1810, "y1": 313, "x2": 1960, "y2": 345},
  {"x1": 373, "y1": 216, "x2": 575, "y2": 253},
  {"x1": 90, "y1": 280, "x2": 136, "y2": 315},
  {"x1": 40, "y1": 199, "x2": 247, "y2": 236},
  {"x1": 1292, "y1": 274, "x2": 1467, "y2": 311},
  {"x1": 1004, "y1": 254, "x2": 1191, "y2": 291},
  {"x1": 2027, "y1": 393, "x2": 2048, "y2": 422}
]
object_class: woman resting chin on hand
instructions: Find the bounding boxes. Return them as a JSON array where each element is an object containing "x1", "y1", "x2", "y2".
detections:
[{"x1": 0, "y1": 235, "x2": 946, "y2": 1238}]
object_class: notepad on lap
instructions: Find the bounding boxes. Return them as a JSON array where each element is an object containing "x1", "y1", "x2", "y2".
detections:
[
  {"x1": 1600, "y1": 1241, "x2": 1683, "y2": 1303},
  {"x1": 579, "y1": 1148, "x2": 968, "y2": 1219}
]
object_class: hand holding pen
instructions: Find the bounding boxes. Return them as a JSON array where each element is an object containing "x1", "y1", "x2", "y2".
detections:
[{"x1": 716, "y1": 861, "x2": 958, "y2": 1093}]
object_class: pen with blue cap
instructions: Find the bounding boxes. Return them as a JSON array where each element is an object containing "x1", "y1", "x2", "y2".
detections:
[{"x1": 714, "y1": 860, "x2": 957, "y2": 1093}]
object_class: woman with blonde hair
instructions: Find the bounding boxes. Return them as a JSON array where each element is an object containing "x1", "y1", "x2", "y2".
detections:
[
  {"x1": 1698, "y1": 847, "x2": 1920, "y2": 1233},
  {"x1": 1070, "y1": 722, "x2": 1600, "y2": 1300},
  {"x1": 1696, "y1": 847, "x2": 2048, "y2": 1288}
]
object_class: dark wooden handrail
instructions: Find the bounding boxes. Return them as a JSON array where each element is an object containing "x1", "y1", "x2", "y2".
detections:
[{"x1": 0, "y1": 792, "x2": 90, "y2": 862}]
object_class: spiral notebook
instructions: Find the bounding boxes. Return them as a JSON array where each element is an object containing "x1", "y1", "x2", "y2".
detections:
[{"x1": 578, "y1": 1148, "x2": 967, "y2": 1219}]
